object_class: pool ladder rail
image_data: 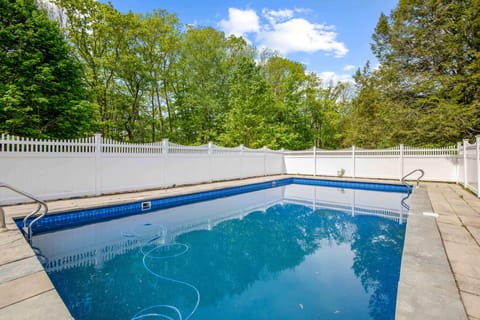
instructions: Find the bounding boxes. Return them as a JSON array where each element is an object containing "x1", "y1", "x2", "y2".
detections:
[
  {"x1": 0, "y1": 182, "x2": 48, "y2": 242},
  {"x1": 400, "y1": 169, "x2": 425, "y2": 210}
]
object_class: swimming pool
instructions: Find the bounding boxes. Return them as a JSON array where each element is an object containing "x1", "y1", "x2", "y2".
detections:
[{"x1": 28, "y1": 179, "x2": 409, "y2": 320}]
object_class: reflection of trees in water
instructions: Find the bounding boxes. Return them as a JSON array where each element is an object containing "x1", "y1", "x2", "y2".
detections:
[
  {"x1": 174, "y1": 204, "x2": 355, "y2": 305},
  {"x1": 48, "y1": 203, "x2": 405, "y2": 320},
  {"x1": 350, "y1": 217, "x2": 405, "y2": 320}
]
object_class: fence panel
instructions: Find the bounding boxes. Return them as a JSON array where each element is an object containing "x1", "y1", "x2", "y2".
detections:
[
  {"x1": 0, "y1": 134, "x2": 285, "y2": 204},
  {"x1": 283, "y1": 144, "x2": 462, "y2": 183},
  {"x1": 265, "y1": 151, "x2": 285, "y2": 176},
  {"x1": 100, "y1": 156, "x2": 166, "y2": 194},
  {"x1": 284, "y1": 151, "x2": 315, "y2": 175},
  {"x1": 0, "y1": 153, "x2": 96, "y2": 203},
  {"x1": 354, "y1": 147, "x2": 399, "y2": 180},
  {"x1": 210, "y1": 154, "x2": 243, "y2": 181}
]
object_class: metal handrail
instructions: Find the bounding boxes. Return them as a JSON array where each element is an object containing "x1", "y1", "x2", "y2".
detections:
[
  {"x1": 401, "y1": 194, "x2": 410, "y2": 211},
  {"x1": 401, "y1": 169, "x2": 425, "y2": 188},
  {"x1": 0, "y1": 182, "x2": 48, "y2": 241},
  {"x1": 400, "y1": 169, "x2": 425, "y2": 211}
]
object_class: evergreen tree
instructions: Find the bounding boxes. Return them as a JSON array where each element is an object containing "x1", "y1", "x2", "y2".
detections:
[
  {"x1": 347, "y1": 0, "x2": 480, "y2": 147},
  {"x1": 0, "y1": 0, "x2": 97, "y2": 138}
]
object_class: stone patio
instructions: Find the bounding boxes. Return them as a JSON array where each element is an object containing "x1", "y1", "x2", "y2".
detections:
[{"x1": 0, "y1": 175, "x2": 479, "y2": 319}]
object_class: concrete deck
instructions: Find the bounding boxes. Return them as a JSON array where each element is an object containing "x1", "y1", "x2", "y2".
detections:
[{"x1": 0, "y1": 175, "x2": 479, "y2": 319}]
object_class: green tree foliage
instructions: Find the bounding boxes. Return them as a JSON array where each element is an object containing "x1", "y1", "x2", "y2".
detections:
[
  {"x1": 347, "y1": 0, "x2": 480, "y2": 147},
  {"x1": 141, "y1": 10, "x2": 180, "y2": 142},
  {"x1": 261, "y1": 56, "x2": 310, "y2": 149},
  {"x1": 48, "y1": 0, "x2": 351, "y2": 149},
  {"x1": 54, "y1": 0, "x2": 118, "y2": 136},
  {"x1": 172, "y1": 27, "x2": 237, "y2": 144},
  {"x1": 5, "y1": 0, "x2": 477, "y2": 148},
  {"x1": 220, "y1": 56, "x2": 274, "y2": 148},
  {"x1": 0, "y1": 0, "x2": 97, "y2": 138},
  {"x1": 303, "y1": 73, "x2": 353, "y2": 149}
]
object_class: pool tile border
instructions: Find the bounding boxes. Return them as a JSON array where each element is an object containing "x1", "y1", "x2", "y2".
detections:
[{"x1": 20, "y1": 177, "x2": 409, "y2": 234}]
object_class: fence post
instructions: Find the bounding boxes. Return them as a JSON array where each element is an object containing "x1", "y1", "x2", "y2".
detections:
[
  {"x1": 313, "y1": 146, "x2": 317, "y2": 176},
  {"x1": 399, "y1": 144, "x2": 404, "y2": 181},
  {"x1": 352, "y1": 145, "x2": 356, "y2": 178},
  {"x1": 162, "y1": 139, "x2": 169, "y2": 187},
  {"x1": 162, "y1": 139, "x2": 169, "y2": 155},
  {"x1": 208, "y1": 142, "x2": 213, "y2": 182},
  {"x1": 94, "y1": 133, "x2": 102, "y2": 196},
  {"x1": 263, "y1": 146, "x2": 267, "y2": 176},
  {"x1": 477, "y1": 135, "x2": 480, "y2": 197},
  {"x1": 463, "y1": 139, "x2": 468, "y2": 189},
  {"x1": 240, "y1": 144, "x2": 244, "y2": 179},
  {"x1": 456, "y1": 142, "x2": 462, "y2": 184}
]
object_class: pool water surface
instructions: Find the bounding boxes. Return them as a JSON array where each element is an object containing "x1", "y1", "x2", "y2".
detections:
[{"x1": 32, "y1": 183, "x2": 408, "y2": 320}]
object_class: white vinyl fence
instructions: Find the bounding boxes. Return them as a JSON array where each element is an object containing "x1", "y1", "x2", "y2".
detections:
[
  {"x1": 284, "y1": 145, "x2": 459, "y2": 182},
  {"x1": 1, "y1": 134, "x2": 479, "y2": 204},
  {"x1": 284, "y1": 136, "x2": 480, "y2": 197},
  {"x1": 0, "y1": 134, "x2": 284, "y2": 204},
  {"x1": 458, "y1": 138, "x2": 480, "y2": 196}
]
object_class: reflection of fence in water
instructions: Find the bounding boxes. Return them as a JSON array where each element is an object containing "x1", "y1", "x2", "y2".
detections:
[
  {"x1": 284, "y1": 197, "x2": 407, "y2": 224},
  {"x1": 40, "y1": 195, "x2": 404, "y2": 273},
  {"x1": 40, "y1": 200, "x2": 280, "y2": 273}
]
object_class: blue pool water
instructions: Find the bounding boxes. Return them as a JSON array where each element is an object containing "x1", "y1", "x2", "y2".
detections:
[{"x1": 31, "y1": 183, "x2": 408, "y2": 320}]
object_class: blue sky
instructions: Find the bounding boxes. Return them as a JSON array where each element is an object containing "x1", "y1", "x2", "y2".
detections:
[{"x1": 105, "y1": 0, "x2": 398, "y2": 83}]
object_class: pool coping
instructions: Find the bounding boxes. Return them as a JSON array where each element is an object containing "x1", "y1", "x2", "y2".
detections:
[
  {"x1": 395, "y1": 185, "x2": 467, "y2": 320},
  {"x1": 0, "y1": 174, "x2": 475, "y2": 319}
]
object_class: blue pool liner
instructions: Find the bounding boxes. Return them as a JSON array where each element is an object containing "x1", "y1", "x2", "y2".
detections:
[{"x1": 16, "y1": 178, "x2": 411, "y2": 234}]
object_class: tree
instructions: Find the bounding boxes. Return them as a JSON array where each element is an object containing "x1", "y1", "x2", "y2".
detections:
[
  {"x1": 39, "y1": 0, "x2": 357, "y2": 148},
  {"x1": 140, "y1": 9, "x2": 181, "y2": 141},
  {"x1": 55, "y1": 0, "x2": 124, "y2": 139},
  {"x1": 220, "y1": 56, "x2": 274, "y2": 148},
  {"x1": 56, "y1": 0, "x2": 182, "y2": 143},
  {"x1": 0, "y1": 0, "x2": 97, "y2": 139},
  {"x1": 261, "y1": 56, "x2": 311, "y2": 150},
  {"x1": 347, "y1": 0, "x2": 480, "y2": 147},
  {"x1": 173, "y1": 28, "x2": 254, "y2": 144},
  {"x1": 343, "y1": 63, "x2": 400, "y2": 148}
]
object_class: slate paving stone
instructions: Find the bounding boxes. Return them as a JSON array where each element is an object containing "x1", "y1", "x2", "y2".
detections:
[
  {"x1": 0, "y1": 290, "x2": 73, "y2": 320},
  {"x1": 0, "y1": 271, "x2": 53, "y2": 309}
]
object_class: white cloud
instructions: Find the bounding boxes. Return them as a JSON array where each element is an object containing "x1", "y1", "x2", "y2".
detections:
[
  {"x1": 257, "y1": 18, "x2": 348, "y2": 57},
  {"x1": 343, "y1": 64, "x2": 356, "y2": 71},
  {"x1": 219, "y1": 7, "x2": 347, "y2": 57},
  {"x1": 262, "y1": 9, "x2": 295, "y2": 25},
  {"x1": 319, "y1": 71, "x2": 353, "y2": 84},
  {"x1": 219, "y1": 8, "x2": 260, "y2": 37}
]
